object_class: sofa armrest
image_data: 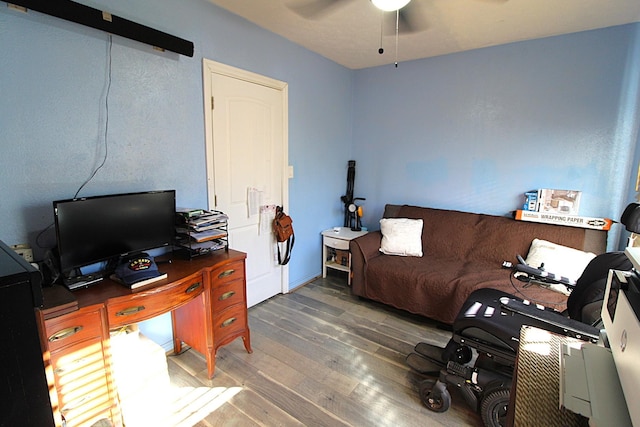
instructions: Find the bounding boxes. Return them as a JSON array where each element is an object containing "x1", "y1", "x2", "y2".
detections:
[{"x1": 350, "y1": 231, "x2": 382, "y2": 296}]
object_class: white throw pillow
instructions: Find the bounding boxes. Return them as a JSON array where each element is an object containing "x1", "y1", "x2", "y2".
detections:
[
  {"x1": 379, "y1": 218, "x2": 423, "y2": 257},
  {"x1": 521, "y1": 238, "x2": 596, "y2": 293}
]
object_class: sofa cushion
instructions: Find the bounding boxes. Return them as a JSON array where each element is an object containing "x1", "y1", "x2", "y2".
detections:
[
  {"x1": 363, "y1": 254, "x2": 461, "y2": 319},
  {"x1": 395, "y1": 204, "x2": 591, "y2": 266},
  {"x1": 379, "y1": 218, "x2": 423, "y2": 257},
  {"x1": 522, "y1": 238, "x2": 596, "y2": 284},
  {"x1": 396, "y1": 205, "x2": 479, "y2": 260},
  {"x1": 363, "y1": 255, "x2": 569, "y2": 324}
]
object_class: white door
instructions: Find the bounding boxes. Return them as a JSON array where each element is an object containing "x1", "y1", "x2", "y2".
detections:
[{"x1": 203, "y1": 60, "x2": 289, "y2": 307}]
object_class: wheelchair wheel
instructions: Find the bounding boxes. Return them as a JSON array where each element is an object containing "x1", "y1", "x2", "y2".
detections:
[
  {"x1": 418, "y1": 379, "x2": 451, "y2": 413},
  {"x1": 480, "y1": 388, "x2": 510, "y2": 427}
]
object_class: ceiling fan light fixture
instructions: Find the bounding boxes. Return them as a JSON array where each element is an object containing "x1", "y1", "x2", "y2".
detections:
[{"x1": 371, "y1": 0, "x2": 411, "y2": 12}]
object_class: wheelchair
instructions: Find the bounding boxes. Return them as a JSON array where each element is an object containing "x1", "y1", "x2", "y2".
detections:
[{"x1": 406, "y1": 251, "x2": 633, "y2": 427}]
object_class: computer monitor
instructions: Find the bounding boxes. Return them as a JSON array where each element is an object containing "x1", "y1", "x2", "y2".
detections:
[{"x1": 53, "y1": 190, "x2": 175, "y2": 280}]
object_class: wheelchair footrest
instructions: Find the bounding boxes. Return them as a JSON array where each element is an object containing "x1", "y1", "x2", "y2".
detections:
[
  {"x1": 414, "y1": 342, "x2": 446, "y2": 363},
  {"x1": 406, "y1": 352, "x2": 443, "y2": 375}
]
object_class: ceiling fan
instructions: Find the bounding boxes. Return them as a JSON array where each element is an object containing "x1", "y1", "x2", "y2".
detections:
[
  {"x1": 288, "y1": 0, "x2": 427, "y2": 34},
  {"x1": 288, "y1": 0, "x2": 427, "y2": 66},
  {"x1": 288, "y1": 0, "x2": 507, "y2": 67}
]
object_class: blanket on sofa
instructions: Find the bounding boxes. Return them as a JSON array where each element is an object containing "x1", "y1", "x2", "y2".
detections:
[{"x1": 350, "y1": 205, "x2": 607, "y2": 325}]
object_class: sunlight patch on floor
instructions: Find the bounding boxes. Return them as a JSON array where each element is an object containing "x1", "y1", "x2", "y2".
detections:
[
  {"x1": 165, "y1": 385, "x2": 243, "y2": 427},
  {"x1": 110, "y1": 328, "x2": 243, "y2": 426}
]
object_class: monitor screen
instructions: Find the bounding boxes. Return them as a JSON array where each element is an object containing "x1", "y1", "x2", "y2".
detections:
[{"x1": 53, "y1": 190, "x2": 176, "y2": 276}]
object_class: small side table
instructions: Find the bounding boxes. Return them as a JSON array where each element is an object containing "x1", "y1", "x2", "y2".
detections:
[{"x1": 321, "y1": 227, "x2": 368, "y2": 285}]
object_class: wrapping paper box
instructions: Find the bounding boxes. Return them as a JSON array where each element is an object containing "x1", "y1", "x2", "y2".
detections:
[{"x1": 514, "y1": 210, "x2": 613, "y2": 231}]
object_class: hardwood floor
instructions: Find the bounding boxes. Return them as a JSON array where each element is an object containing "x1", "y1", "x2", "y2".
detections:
[{"x1": 163, "y1": 272, "x2": 483, "y2": 427}]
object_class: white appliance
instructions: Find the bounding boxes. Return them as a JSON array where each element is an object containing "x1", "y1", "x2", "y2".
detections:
[{"x1": 600, "y1": 247, "x2": 640, "y2": 426}]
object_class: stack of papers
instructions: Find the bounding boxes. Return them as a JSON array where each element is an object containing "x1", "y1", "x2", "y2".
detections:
[{"x1": 175, "y1": 209, "x2": 229, "y2": 254}]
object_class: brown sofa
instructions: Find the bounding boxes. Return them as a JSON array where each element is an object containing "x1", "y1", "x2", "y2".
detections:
[{"x1": 350, "y1": 204, "x2": 607, "y2": 325}]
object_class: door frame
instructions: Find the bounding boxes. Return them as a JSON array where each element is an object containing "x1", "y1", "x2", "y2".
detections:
[{"x1": 202, "y1": 59, "x2": 290, "y2": 295}]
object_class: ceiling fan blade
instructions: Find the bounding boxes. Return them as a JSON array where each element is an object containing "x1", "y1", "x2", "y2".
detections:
[
  {"x1": 382, "y1": 1, "x2": 428, "y2": 35},
  {"x1": 286, "y1": 0, "x2": 353, "y2": 19},
  {"x1": 399, "y1": 4, "x2": 428, "y2": 33}
]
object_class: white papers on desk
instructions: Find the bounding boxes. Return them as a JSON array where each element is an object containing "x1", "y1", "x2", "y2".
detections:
[{"x1": 185, "y1": 228, "x2": 227, "y2": 242}]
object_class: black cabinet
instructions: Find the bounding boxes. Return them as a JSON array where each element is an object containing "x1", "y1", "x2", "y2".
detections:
[{"x1": 0, "y1": 240, "x2": 54, "y2": 427}]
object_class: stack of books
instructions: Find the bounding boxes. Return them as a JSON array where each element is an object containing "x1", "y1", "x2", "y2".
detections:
[{"x1": 175, "y1": 208, "x2": 229, "y2": 256}]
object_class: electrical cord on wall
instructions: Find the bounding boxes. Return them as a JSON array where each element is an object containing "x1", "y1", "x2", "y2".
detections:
[
  {"x1": 73, "y1": 34, "x2": 112, "y2": 199},
  {"x1": 36, "y1": 35, "x2": 114, "y2": 250}
]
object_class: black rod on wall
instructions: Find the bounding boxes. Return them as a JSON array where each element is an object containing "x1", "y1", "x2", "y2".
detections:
[{"x1": 7, "y1": 0, "x2": 194, "y2": 57}]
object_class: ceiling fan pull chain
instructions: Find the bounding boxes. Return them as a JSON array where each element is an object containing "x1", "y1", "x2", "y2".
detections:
[
  {"x1": 378, "y1": 10, "x2": 384, "y2": 54},
  {"x1": 395, "y1": 9, "x2": 399, "y2": 67}
]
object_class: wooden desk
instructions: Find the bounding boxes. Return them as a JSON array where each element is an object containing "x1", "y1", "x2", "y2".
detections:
[{"x1": 37, "y1": 250, "x2": 251, "y2": 427}]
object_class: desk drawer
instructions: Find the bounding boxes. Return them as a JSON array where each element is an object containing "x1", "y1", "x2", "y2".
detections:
[
  {"x1": 60, "y1": 391, "x2": 112, "y2": 427},
  {"x1": 211, "y1": 278, "x2": 245, "y2": 310},
  {"x1": 63, "y1": 407, "x2": 115, "y2": 427},
  {"x1": 50, "y1": 338, "x2": 108, "y2": 389},
  {"x1": 107, "y1": 274, "x2": 204, "y2": 327},
  {"x1": 213, "y1": 304, "x2": 247, "y2": 346},
  {"x1": 51, "y1": 338, "x2": 112, "y2": 420},
  {"x1": 45, "y1": 307, "x2": 104, "y2": 353},
  {"x1": 324, "y1": 236, "x2": 350, "y2": 250},
  {"x1": 210, "y1": 260, "x2": 245, "y2": 287}
]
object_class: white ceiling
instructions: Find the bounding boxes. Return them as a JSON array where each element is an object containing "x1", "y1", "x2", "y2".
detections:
[{"x1": 207, "y1": 0, "x2": 640, "y2": 69}]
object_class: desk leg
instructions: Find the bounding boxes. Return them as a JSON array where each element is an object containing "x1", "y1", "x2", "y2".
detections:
[
  {"x1": 207, "y1": 349, "x2": 217, "y2": 379},
  {"x1": 171, "y1": 311, "x2": 183, "y2": 354},
  {"x1": 173, "y1": 338, "x2": 183, "y2": 354},
  {"x1": 242, "y1": 330, "x2": 253, "y2": 354},
  {"x1": 206, "y1": 332, "x2": 253, "y2": 379}
]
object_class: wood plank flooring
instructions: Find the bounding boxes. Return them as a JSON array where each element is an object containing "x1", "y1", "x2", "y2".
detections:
[{"x1": 165, "y1": 272, "x2": 483, "y2": 427}]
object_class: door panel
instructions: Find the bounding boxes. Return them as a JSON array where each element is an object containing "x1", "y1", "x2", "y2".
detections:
[
  {"x1": 203, "y1": 60, "x2": 289, "y2": 307},
  {"x1": 229, "y1": 226, "x2": 277, "y2": 307}
]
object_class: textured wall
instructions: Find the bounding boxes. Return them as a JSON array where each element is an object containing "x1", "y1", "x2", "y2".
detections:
[
  {"x1": 0, "y1": 0, "x2": 354, "y2": 290},
  {"x1": 353, "y1": 24, "x2": 640, "y2": 250},
  {"x1": 2, "y1": 1, "x2": 640, "y2": 281}
]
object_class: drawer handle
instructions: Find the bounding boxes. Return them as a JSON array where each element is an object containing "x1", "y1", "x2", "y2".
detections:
[
  {"x1": 221, "y1": 317, "x2": 237, "y2": 328},
  {"x1": 61, "y1": 393, "x2": 92, "y2": 414},
  {"x1": 54, "y1": 357, "x2": 88, "y2": 375},
  {"x1": 219, "y1": 291, "x2": 236, "y2": 301},
  {"x1": 116, "y1": 305, "x2": 146, "y2": 317},
  {"x1": 49, "y1": 326, "x2": 83, "y2": 342},
  {"x1": 185, "y1": 282, "x2": 202, "y2": 294},
  {"x1": 218, "y1": 269, "x2": 235, "y2": 279}
]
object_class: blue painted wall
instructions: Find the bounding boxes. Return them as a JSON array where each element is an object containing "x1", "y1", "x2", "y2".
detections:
[
  {"x1": 353, "y1": 25, "x2": 640, "y2": 250},
  {"x1": 0, "y1": 0, "x2": 353, "y2": 292},
  {"x1": 2, "y1": 2, "x2": 640, "y2": 308},
  {"x1": 622, "y1": 25, "x2": 640, "y2": 246}
]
